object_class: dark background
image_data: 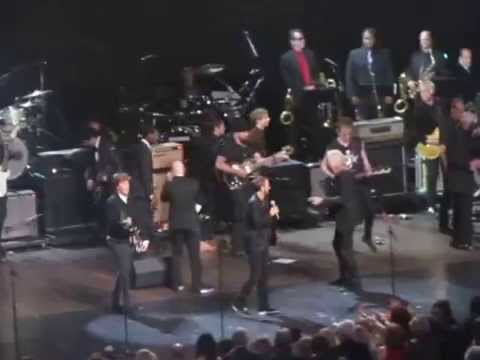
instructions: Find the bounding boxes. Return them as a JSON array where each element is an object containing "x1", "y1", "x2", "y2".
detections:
[{"x1": 2, "y1": 0, "x2": 480, "y2": 148}]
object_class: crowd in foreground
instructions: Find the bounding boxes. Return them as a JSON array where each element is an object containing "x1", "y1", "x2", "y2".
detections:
[{"x1": 85, "y1": 296, "x2": 480, "y2": 360}]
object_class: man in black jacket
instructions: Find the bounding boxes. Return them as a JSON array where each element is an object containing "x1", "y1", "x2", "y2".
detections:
[
  {"x1": 232, "y1": 176, "x2": 280, "y2": 316},
  {"x1": 162, "y1": 160, "x2": 213, "y2": 294},
  {"x1": 311, "y1": 150, "x2": 367, "y2": 289},
  {"x1": 105, "y1": 173, "x2": 138, "y2": 314},
  {"x1": 345, "y1": 27, "x2": 395, "y2": 120},
  {"x1": 453, "y1": 48, "x2": 477, "y2": 102},
  {"x1": 406, "y1": 30, "x2": 449, "y2": 86},
  {"x1": 128, "y1": 125, "x2": 159, "y2": 240},
  {"x1": 83, "y1": 127, "x2": 121, "y2": 240}
]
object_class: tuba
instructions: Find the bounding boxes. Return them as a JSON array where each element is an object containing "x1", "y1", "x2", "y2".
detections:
[
  {"x1": 394, "y1": 73, "x2": 410, "y2": 114},
  {"x1": 279, "y1": 88, "x2": 295, "y2": 126}
]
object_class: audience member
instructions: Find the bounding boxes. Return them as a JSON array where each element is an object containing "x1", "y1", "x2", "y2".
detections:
[
  {"x1": 195, "y1": 333, "x2": 217, "y2": 360},
  {"x1": 408, "y1": 315, "x2": 441, "y2": 360},
  {"x1": 333, "y1": 320, "x2": 373, "y2": 360},
  {"x1": 249, "y1": 336, "x2": 274, "y2": 360},
  {"x1": 377, "y1": 323, "x2": 408, "y2": 360},
  {"x1": 292, "y1": 336, "x2": 313, "y2": 360},
  {"x1": 134, "y1": 348, "x2": 158, "y2": 360},
  {"x1": 273, "y1": 328, "x2": 294, "y2": 360}
]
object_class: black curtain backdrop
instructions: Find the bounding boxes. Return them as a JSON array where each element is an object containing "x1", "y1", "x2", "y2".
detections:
[{"x1": 3, "y1": 0, "x2": 480, "y2": 147}]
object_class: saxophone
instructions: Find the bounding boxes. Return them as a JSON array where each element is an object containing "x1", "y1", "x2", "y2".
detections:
[
  {"x1": 393, "y1": 73, "x2": 410, "y2": 114},
  {"x1": 279, "y1": 88, "x2": 295, "y2": 126}
]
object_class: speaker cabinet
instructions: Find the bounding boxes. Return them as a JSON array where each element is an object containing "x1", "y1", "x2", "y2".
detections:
[
  {"x1": 131, "y1": 255, "x2": 169, "y2": 289},
  {"x1": 2, "y1": 190, "x2": 39, "y2": 240},
  {"x1": 365, "y1": 141, "x2": 407, "y2": 195}
]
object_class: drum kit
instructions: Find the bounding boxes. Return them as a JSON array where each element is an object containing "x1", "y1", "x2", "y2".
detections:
[{"x1": 0, "y1": 89, "x2": 52, "y2": 180}]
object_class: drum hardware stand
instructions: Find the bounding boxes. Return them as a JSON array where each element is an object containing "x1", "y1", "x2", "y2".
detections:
[
  {"x1": 217, "y1": 235, "x2": 228, "y2": 339},
  {"x1": 367, "y1": 51, "x2": 384, "y2": 119}
]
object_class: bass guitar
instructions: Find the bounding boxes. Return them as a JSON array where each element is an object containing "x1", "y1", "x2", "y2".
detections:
[{"x1": 222, "y1": 145, "x2": 294, "y2": 190}]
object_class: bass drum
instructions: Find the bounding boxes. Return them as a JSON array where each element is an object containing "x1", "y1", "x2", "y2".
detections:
[{"x1": 4, "y1": 137, "x2": 29, "y2": 180}]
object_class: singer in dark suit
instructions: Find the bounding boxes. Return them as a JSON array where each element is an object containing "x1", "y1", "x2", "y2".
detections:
[
  {"x1": 105, "y1": 173, "x2": 135, "y2": 314},
  {"x1": 232, "y1": 177, "x2": 280, "y2": 316},
  {"x1": 161, "y1": 160, "x2": 213, "y2": 294},
  {"x1": 128, "y1": 125, "x2": 159, "y2": 240},
  {"x1": 345, "y1": 28, "x2": 395, "y2": 120},
  {"x1": 406, "y1": 30, "x2": 449, "y2": 84}
]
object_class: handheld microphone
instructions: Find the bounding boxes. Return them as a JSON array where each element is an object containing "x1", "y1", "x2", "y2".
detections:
[{"x1": 270, "y1": 200, "x2": 279, "y2": 220}]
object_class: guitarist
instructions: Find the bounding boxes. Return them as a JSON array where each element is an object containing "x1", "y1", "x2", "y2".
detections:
[
  {"x1": 321, "y1": 117, "x2": 377, "y2": 253},
  {"x1": 215, "y1": 108, "x2": 275, "y2": 256}
]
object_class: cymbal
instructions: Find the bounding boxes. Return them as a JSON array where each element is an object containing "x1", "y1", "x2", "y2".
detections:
[
  {"x1": 197, "y1": 64, "x2": 225, "y2": 76},
  {"x1": 22, "y1": 89, "x2": 53, "y2": 99}
]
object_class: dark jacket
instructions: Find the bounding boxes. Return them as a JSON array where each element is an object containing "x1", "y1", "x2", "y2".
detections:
[
  {"x1": 245, "y1": 193, "x2": 272, "y2": 252},
  {"x1": 280, "y1": 48, "x2": 319, "y2": 101},
  {"x1": 129, "y1": 140, "x2": 153, "y2": 200},
  {"x1": 85, "y1": 135, "x2": 120, "y2": 184},
  {"x1": 105, "y1": 193, "x2": 132, "y2": 242},
  {"x1": 345, "y1": 47, "x2": 395, "y2": 98},
  {"x1": 452, "y1": 63, "x2": 477, "y2": 101},
  {"x1": 406, "y1": 49, "x2": 449, "y2": 82},
  {"x1": 161, "y1": 176, "x2": 201, "y2": 231}
]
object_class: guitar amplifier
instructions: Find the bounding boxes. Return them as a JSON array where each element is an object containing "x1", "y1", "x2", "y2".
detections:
[
  {"x1": 2, "y1": 190, "x2": 39, "y2": 240},
  {"x1": 151, "y1": 142, "x2": 183, "y2": 170},
  {"x1": 151, "y1": 142, "x2": 184, "y2": 223},
  {"x1": 354, "y1": 117, "x2": 404, "y2": 143},
  {"x1": 365, "y1": 141, "x2": 407, "y2": 195}
]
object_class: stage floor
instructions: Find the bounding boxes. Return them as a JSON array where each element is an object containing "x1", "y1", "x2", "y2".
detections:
[{"x1": 0, "y1": 213, "x2": 479, "y2": 359}]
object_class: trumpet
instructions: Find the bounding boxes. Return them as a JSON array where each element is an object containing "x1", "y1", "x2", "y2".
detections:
[{"x1": 279, "y1": 88, "x2": 295, "y2": 126}]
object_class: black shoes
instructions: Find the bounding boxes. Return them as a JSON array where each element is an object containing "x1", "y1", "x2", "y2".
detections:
[
  {"x1": 258, "y1": 307, "x2": 280, "y2": 316},
  {"x1": 362, "y1": 236, "x2": 378, "y2": 253},
  {"x1": 450, "y1": 241, "x2": 473, "y2": 251},
  {"x1": 329, "y1": 278, "x2": 347, "y2": 287},
  {"x1": 439, "y1": 227, "x2": 453, "y2": 236},
  {"x1": 232, "y1": 300, "x2": 250, "y2": 315},
  {"x1": 192, "y1": 284, "x2": 215, "y2": 295}
]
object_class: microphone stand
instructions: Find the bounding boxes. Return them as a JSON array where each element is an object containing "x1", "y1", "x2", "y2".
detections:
[
  {"x1": 5, "y1": 255, "x2": 23, "y2": 360},
  {"x1": 367, "y1": 50, "x2": 384, "y2": 118},
  {"x1": 217, "y1": 237, "x2": 227, "y2": 338}
]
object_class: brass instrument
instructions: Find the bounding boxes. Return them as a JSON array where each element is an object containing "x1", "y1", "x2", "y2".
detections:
[
  {"x1": 279, "y1": 88, "x2": 295, "y2": 126},
  {"x1": 393, "y1": 73, "x2": 410, "y2": 114}
]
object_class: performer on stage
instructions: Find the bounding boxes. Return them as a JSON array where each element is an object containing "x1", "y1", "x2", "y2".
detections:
[
  {"x1": 0, "y1": 136, "x2": 9, "y2": 261},
  {"x1": 321, "y1": 118, "x2": 377, "y2": 252},
  {"x1": 442, "y1": 98, "x2": 480, "y2": 250},
  {"x1": 406, "y1": 30, "x2": 449, "y2": 88},
  {"x1": 106, "y1": 173, "x2": 141, "y2": 314},
  {"x1": 83, "y1": 127, "x2": 121, "y2": 241},
  {"x1": 280, "y1": 28, "x2": 318, "y2": 101},
  {"x1": 453, "y1": 48, "x2": 477, "y2": 102},
  {"x1": 345, "y1": 27, "x2": 395, "y2": 120},
  {"x1": 280, "y1": 29, "x2": 327, "y2": 158},
  {"x1": 189, "y1": 112, "x2": 226, "y2": 221},
  {"x1": 162, "y1": 160, "x2": 213, "y2": 294},
  {"x1": 128, "y1": 125, "x2": 159, "y2": 241},
  {"x1": 311, "y1": 150, "x2": 368, "y2": 289},
  {"x1": 215, "y1": 108, "x2": 272, "y2": 256},
  {"x1": 232, "y1": 176, "x2": 280, "y2": 316},
  {"x1": 414, "y1": 80, "x2": 451, "y2": 231}
]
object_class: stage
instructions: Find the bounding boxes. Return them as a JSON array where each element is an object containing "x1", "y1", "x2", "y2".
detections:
[{"x1": 0, "y1": 213, "x2": 479, "y2": 360}]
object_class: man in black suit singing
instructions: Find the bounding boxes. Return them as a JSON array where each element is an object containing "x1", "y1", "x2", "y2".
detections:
[
  {"x1": 162, "y1": 160, "x2": 213, "y2": 294},
  {"x1": 406, "y1": 30, "x2": 449, "y2": 88},
  {"x1": 232, "y1": 176, "x2": 280, "y2": 316},
  {"x1": 106, "y1": 173, "x2": 146, "y2": 314},
  {"x1": 128, "y1": 125, "x2": 159, "y2": 241},
  {"x1": 345, "y1": 27, "x2": 395, "y2": 120}
]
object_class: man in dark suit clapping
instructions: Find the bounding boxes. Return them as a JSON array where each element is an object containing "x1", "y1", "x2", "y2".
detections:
[{"x1": 162, "y1": 160, "x2": 213, "y2": 294}]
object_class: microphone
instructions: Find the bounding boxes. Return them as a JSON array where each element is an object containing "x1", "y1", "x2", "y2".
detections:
[
  {"x1": 140, "y1": 54, "x2": 159, "y2": 62},
  {"x1": 270, "y1": 200, "x2": 279, "y2": 220},
  {"x1": 324, "y1": 58, "x2": 338, "y2": 67}
]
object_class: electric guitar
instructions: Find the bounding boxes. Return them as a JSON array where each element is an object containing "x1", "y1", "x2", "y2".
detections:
[
  {"x1": 222, "y1": 145, "x2": 294, "y2": 190},
  {"x1": 0, "y1": 126, "x2": 19, "y2": 197}
]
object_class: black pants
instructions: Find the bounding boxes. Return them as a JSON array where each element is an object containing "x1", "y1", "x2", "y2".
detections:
[
  {"x1": 230, "y1": 187, "x2": 254, "y2": 254},
  {"x1": 357, "y1": 183, "x2": 374, "y2": 241},
  {"x1": 170, "y1": 229, "x2": 202, "y2": 289},
  {"x1": 0, "y1": 196, "x2": 6, "y2": 257},
  {"x1": 238, "y1": 247, "x2": 269, "y2": 309},
  {"x1": 332, "y1": 227, "x2": 358, "y2": 281},
  {"x1": 451, "y1": 192, "x2": 473, "y2": 246},
  {"x1": 425, "y1": 158, "x2": 450, "y2": 228},
  {"x1": 130, "y1": 196, "x2": 154, "y2": 240},
  {"x1": 108, "y1": 240, "x2": 133, "y2": 308},
  {"x1": 355, "y1": 96, "x2": 392, "y2": 121}
]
